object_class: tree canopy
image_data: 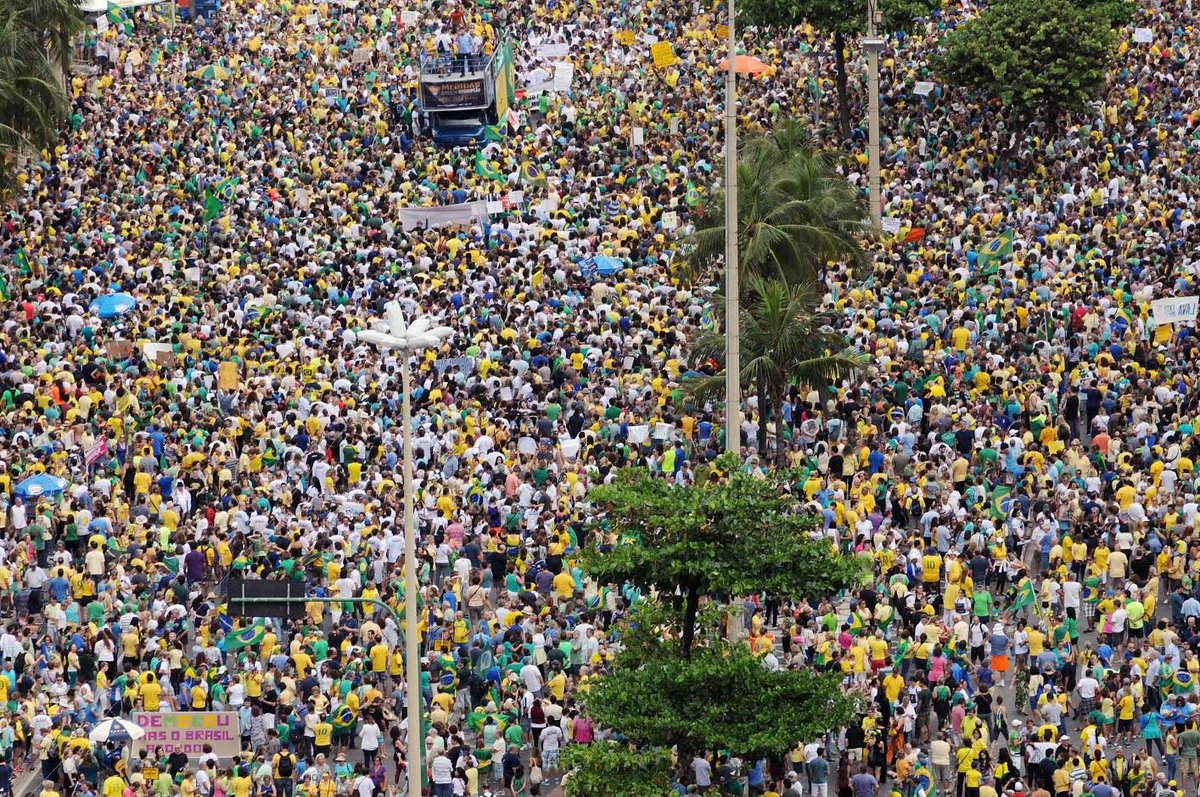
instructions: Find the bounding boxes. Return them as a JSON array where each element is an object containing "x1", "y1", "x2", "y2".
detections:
[
  {"x1": 561, "y1": 743, "x2": 676, "y2": 797},
  {"x1": 933, "y1": 0, "x2": 1116, "y2": 122},
  {"x1": 587, "y1": 640, "x2": 858, "y2": 760},
  {"x1": 582, "y1": 460, "x2": 866, "y2": 655},
  {"x1": 737, "y1": 0, "x2": 938, "y2": 135},
  {"x1": 681, "y1": 126, "x2": 866, "y2": 288},
  {"x1": 691, "y1": 275, "x2": 866, "y2": 460}
]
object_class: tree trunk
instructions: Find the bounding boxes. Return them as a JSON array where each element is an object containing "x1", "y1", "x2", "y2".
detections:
[
  {"x1": 681, "y1": 586, "x2": 699, "y2": 660},
  {"x1": 755, "y1": 374, "x2": 769, "y2": 457},
  {"x1": 834, "y1": 31, "x2": 851, "y2": 140}
]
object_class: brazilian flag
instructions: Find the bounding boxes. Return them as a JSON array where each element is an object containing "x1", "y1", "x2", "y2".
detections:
[
  {"x1": 989, "y1": 486, "x2": 1012, "y2": 521},
  {"x1": 106, "y1": 2, "x2": 134, "y2": 33},
  {"x1": 483, "y1": 124, "x2": 506, "y2": 142},
  {"x1": 220, "y1": 620, "x2": 265, "y2": 651},
  {"x1": 519, "y1": 161, "x2": 547, "y2": 187},
  {"x1": 202, "y1": 188, "x2": 223, "y2": 222},
  {"x1": 475, "y1": 152, "x2": 502, "y2": 181},
  {"x1": 332, "y1": 704, "x2": 357, "y2": 733},
  {"x1": 13, "y1": 247, "x2": 31, "y2": 275},
  {"x1": 976, "y1": 229, "x2": 1014, "y2": 275},
  {"x1": 848, "y1": 609, "x2": 868, "y2": 635},
  {"x1": 213, "y1": 176, "x2": 240, "y2": 201},
  {"x1": 438, "y1": 655, "x2": 458, "y2": 693},
  {"x1": 685, "y1": 181, "x2": 700, "y2": 207},
  {"x1": 647, "y1": 164, "x2": 666, "y2": 184},
  {"x1": 465, "y1": 482, "x2": 485, "y2": 507}
]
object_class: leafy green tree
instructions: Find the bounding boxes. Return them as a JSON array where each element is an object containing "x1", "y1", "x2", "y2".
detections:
[
  {"x1": 932, "y1": 0, "x2": 1116, "y2": 124},
  {"x1": 586, "y1": 642, "x2": 858, "y2": 760},
  {"x1": 10, "y1": 0, "x2": 85, "y2": 78},
  {"x1": 681, "y1": 128, "x2": 866, "y2": 288},
  {"x1": 0, "y1": 0, "x2": 73, "y2": 196},
  {"x1": 691, "y1": 274, "x2": 867, "y2": 461},
  {"x1": 582, "y1": 461, "x2": 866, "y2": 657},
  {"x1": 738, "y1": 0, "x2": 937, "y2": 137},
  {"x1": 561, "y1": 742, "x2": 675, "y2": 797}
]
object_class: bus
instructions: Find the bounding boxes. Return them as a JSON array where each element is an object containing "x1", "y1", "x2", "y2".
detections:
[{"x1": 420, "y1": 41, "x2": 514, "y2": 147}]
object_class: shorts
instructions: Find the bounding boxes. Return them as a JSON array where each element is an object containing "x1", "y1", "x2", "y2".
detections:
[
  {"x1": 1181, "y1": 758, "x2": 1198, "y2": 776},
  {"x1": 1117, "y1": 718, "x2": 1133, "y2": 734},
  {"x1": 812, "y1": 782, "x2": 828, "y2": 797},
  {"x1": 542, "y1": 749, "x2": 560, "y2": 769}
]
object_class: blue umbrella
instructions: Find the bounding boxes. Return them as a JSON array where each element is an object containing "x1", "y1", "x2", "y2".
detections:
[
  {"x1": 89, "y1": 293, "x2": 138, "y2": 319},
  {"x1": 579, "y1": 255, "x2": 625, "y2": 279},
  {"x1": 14, "y1": 474, "x2": 68, "y2": 499}
]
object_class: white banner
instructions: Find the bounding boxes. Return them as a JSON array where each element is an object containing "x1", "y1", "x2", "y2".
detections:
[
  {"x1": 396, "y1": 201, "x2": 489, "y2": 230},
  {"x1": 1151, "y1": 296, "x2": 1199, "y2": 325}
]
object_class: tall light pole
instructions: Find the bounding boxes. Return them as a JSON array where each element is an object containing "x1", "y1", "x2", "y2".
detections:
[
  {"x1": 724, "y1": 0, "x2": 741, "y2": 456},
  {"x1": 864, "y1": 0, "x2": 884, "y2": 229},
  {"x1": 357, "y1": 303, "x2": 453, "y2": 797}
]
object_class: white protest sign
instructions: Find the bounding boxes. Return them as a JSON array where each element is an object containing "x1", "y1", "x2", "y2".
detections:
[
  {"x1": 538, "y1": 42, "x2": 570, "y2": 59},
  {"x1": 1134, "y1": 27, "x2": 1153, "y2": 43},
  {"x1": 631, "y1": 127, "x2": 645, "y2": 146},
  {"x1": 552, "y1": 62, "x2": 574, "y2": 92},
  {"x1": 400, "y1": 10, "x2": 419, "y2": 26},
  {"x1": 627, "y1": 425, "x2": 650, "y2": 444},
  {"x1": 559, "y1": 436, "x2": 581, "y2": 460},
  {"x1": 517, "y1": 437, "x2": 538, "y2": 456},
  {"x1": 352, "y1": 47, "x2": 372, "y2": 64},
  {"x1": 653, "y1": 422, "x2": 675, "y2": 440},
  {"x1": 305, "y1": 13, "x2": 319, "y2": 26},
  {"x1": 914, "y1": 81, "x2": 935, "y2": 96},
  {"x1": 96, "y1": 15, "x2": 109, "y2": 33},
  {"x1": 1151, "y1": 296, "x2": 1198, "y2": 325},
  {"x1": 142, "y1": 342, "x2": 173, "y2": 363},
  {"x1": 880, "y1": 217, "x2": 903, "y2": 235},
  {"x1": 276, "y1": 342, "x2": 296, "y2": 359},
  {"x1": 486, "y1": 200, "x2": 504, "y2": 214},
  {"x1": 184, "y1": 267, "x2": 201, "y2": 282},
  {"x1": 661, "y1": 211, "x2": 678, "y2": 230}
]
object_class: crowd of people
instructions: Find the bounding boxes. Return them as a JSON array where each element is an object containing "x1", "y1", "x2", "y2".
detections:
[{"x1": 2, "y1": 0, "x2": 1200, "y2": 794}]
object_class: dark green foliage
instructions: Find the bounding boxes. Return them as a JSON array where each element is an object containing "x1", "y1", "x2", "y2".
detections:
[{"x1": 933, "y1": 0, "x2": 1116, "y2": 122}]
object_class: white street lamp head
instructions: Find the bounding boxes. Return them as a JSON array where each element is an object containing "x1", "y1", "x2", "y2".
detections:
[{"x1": 356, "y1": 303, "x2": 454, "y2": 352}]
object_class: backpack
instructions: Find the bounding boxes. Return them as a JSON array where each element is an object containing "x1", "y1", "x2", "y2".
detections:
[{"x1": 277, "y1": 753, "x2": 295, "y2": 778}]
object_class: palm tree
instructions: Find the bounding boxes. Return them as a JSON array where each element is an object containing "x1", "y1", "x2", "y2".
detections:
[
  {"x1": 690, "y1": 275, "x2": 867, "y2": 463},
  {"x1": 679, "y1": 125, "x2": 867, "y2": 288},
  {"x1": 0, "y1": 0, "x2": 72, "y2": 197},
  {"x1": 9, "y1": 0, "x2": 84, "y2": 79}
]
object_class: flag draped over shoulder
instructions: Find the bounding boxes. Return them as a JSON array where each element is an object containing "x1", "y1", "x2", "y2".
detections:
[{"x1": 1011, "y1": 577, "x2": 1035, "y2": 612}]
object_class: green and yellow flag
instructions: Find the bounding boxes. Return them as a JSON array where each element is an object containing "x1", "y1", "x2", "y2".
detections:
[
  {"x1": 106, "y1": 2, "x2": 134, "y2": 34},
  {"x1": 976, "y1": 229, "x2": 1013, "y2": 275},
  {"x1": 219, "y1": 620, "x2": 266, "y2": 651},
  {"x1": 519, "y1": 160, "x2": 547, "y2": 187},
  {"x1": 475, "y1": 152, "x2": 503, "y2": 181}
]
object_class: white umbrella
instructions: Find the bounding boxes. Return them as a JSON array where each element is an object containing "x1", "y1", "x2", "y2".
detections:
[{"x1": 88, "y1": 718, "x2": 145, "y2": 744}]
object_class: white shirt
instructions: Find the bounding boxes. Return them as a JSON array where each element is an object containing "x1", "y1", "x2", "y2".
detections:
[{"x1": 431, "y1": 754, "x2": 454, "y2": 784}]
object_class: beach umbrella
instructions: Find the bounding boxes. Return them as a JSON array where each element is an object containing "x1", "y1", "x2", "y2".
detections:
[
  {"x1": 88, "y1": 718, "x2": 145, "y2": 744},
  {"x1": 717, "y1": 54, "x2": 772, "y2": 74},
  {"x1": 89, "y1": 293, "x2": 137, "y2": 319},
  {"x1": 14, "y1": 474, "x2": 68, "y2": 499},
  {"x1": 192, "y1": 64, "x2": 232, "y2": 81}
]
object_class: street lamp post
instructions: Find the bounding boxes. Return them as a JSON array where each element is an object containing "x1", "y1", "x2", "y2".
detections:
[
  {"x1": 724, "y1": 0, "x2": 741, "y2": 457},
  {"x1": 356, "y1": 303, "x2": 453, "y2": 797},
  {"x1": 864, "y1": 0, "x2": 884, "y2": 230}
]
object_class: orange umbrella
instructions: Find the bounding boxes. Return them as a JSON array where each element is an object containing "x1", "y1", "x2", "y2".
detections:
[{"x1": 718, "y1": 54, "x2": 772, "y2": 74}]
